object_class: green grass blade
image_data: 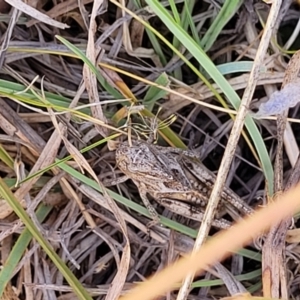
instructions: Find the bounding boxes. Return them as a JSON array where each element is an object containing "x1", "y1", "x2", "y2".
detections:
[
  {"x1": 183, "y1": 0, "x2": 200, "y2": 45},
  {"x1": 132, "y1": 1, "x2": 167, "y2": 66},
  {"x1": 0, "y1": 204, "x2": 52, "y2": 297},
  {"x1": 56, "y1": 36, "x2": 124, "y2": 100},
  {"x1": 20, "y1": 134, "x2": 120, "y2": 183},
  {"x1": 201, "y1": 0, "x2": 243, "y2": 51},
  {"x1": 216, "y1": 61, "x2": 267, "y2": 76},
  {"x1": 0, "y1": 144, "x2": 14, "y2": 169},
  {"x1": 145, "y1": 0, "x2": 274, "y2": 195},
  {"x1": 59, "y1": 162, "x2": 261, "y2": 261},
  {"x1": 192, "y1": 269, "x2": 261, "y2": 288},
  {"x1": 0, "y1": 179, "x2": 93, "y2": 300},
  {"x1": 143, "y1": 72, "x2": 169, "y2": 111},
  {"x1": 0, "y1": 79, "x2": 90, "y2": 115}
]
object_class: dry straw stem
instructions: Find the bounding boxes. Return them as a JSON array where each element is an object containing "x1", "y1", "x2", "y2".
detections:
[
  {"x1": 120, "y1": 183, "x2": 300, "y2": 300},
  {"x1": 4, "y1": 0, "x2": 69, "y2": 29},
  {"x1": 262, "y1": 50, "x2": 300, "y2": 299},
  {"x1": 177, "y1": 0, "x2": 282, "y2": 298}
]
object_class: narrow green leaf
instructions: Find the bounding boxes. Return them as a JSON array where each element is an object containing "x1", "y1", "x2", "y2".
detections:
[
  {"x1": 0, "y1": 145, "x2": 14, "y2": 169},
  {"x1": 0, "y1": 204, "x2": 52, "y2": 297},
  {"x1": 0, "y1": 179, "x2": 93, "y2": 300},
  {"x1": 192, "y1": 269, "x2": 261, "y2": 288},
  {"x1": 143, "y1": 72, "x2": 170, "y2": 111},
  {"x1": 59, "y1": 162, "x2": 261, "y2": 261},
  {"x1": 201, "y1": 0, "x2": 243, "y2": 51},
  {"x1": 145, "y1": 0, "x2": 274, "y2": 195},
  {"x1": 55, "y1": 35, "x2": 124, "y2": 100}
]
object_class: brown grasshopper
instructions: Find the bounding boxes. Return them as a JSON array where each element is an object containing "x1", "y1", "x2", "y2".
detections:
[{"x1": 107, "y1": 137, "x2": 254, "y2": 229}]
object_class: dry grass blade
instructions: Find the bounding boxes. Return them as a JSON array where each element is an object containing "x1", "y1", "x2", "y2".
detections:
[
  {"x1": 213, "y1": 263, "x2": 248, "y2": 295},
  {"x1": 2, "y1": 0, "x2": 300, "y2": 298},
  {"x1": 0, "y1": 98, "x2": 44, "y2": 155},
  {"x1": 0, "y1": 7, "x2": 21, "y2": 68},
  {"x1": 44, "y1": 75, "x2": 131, "y2": 299},
  {"x1": 120, "y1": 183, "x2": 300, "y2": 300},
  {"x1": 25, "y1": 0, "x2": 94, "y2": 27},
  {"x1": 6, "y1": 133, "x2": 61, "y2": 234},
  {"x1": 83, "y1": 0, "x2": 108, "y2": 138},
  {"x1": 50, "y1": 109, "x2": 131, "y2": 299},
  {"x1": 0, "y1": 179, "x2": 93, "y2": 300},
  {"x1": 0, "y1": 283, "x2": 19, "y2": 300},
  {"x1": 103, "y1": 187, "x2": 131, "y2": 300},
  {"x1": 0, "y1": 114, "x2": 63, "y2": 218},
  {"x1": 73, "y1": 182, "x2": 165, "y2": 242},
  {"x1": 5, "y1": 0, "x2": 69, "y2": 29},
  {"x1": 177, "y1": 1, "x2": 282, "y2": 299},
  {"x1": 262, "y1": 50, "x2": 300, "y2": 299}
]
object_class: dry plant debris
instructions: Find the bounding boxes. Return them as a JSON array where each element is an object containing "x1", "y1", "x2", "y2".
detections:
[{"x1": 0, "y1": 0, "x2": 300, "y2": 299}]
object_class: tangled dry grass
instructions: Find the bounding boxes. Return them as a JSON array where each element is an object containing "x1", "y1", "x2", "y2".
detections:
[{"x1": 1, "y1": 0, "x2": 300, "y2": 299}]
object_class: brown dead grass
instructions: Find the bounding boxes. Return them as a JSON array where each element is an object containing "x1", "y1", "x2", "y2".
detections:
[{"x1": 0, "y1": 0, "x2": 300, "y2": 299}]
